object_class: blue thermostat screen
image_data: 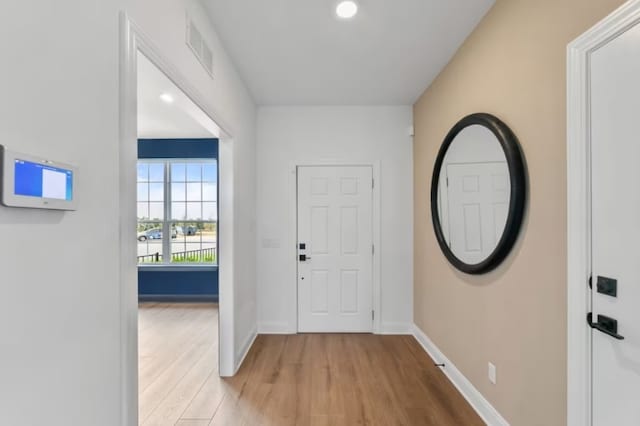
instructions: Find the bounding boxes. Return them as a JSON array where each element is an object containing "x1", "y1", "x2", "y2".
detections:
[{"x1": 14, "y1": 159, "x2": 73, "y2": 201}]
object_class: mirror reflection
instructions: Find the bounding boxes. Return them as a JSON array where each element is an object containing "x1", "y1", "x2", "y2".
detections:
[{"x1": 436, "y1": 125, "x2": 510, "y2": 265}]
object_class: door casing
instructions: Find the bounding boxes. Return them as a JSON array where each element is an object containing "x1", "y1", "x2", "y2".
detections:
[
  {"x1": 119, "y1": 13, "x2": 237, "y2": 426},
  {"x1": 289, "y1": 161, "x2": 382, "y2": 333},
  {"x1": 567, "y1": 1, "x2": 640, "y2": 425}
]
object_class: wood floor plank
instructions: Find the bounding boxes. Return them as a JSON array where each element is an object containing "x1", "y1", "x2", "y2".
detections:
[
  {"x1": 208, "y1": 334, "x2": 484, "y2": 426},
  {"x1": 138, "y1": 303, "x2": 219, "y2": 424},
  {"x1": 180, "y1": 370, "x2": 225, "y2": 420},
  {"x1": 139, "y1": 305, "x2": 483, "y2": 426},
  {"x1": 139, "y1": 342, "x2": 210, "y2": 422},
  {"x1": 175, "y1": 420, "x2": 211, "y2": 426},
  {"x1": 142, "y1": 344, "x2": 216, "y2": 425},
  {"x1": 139, "y1": 306, "x2": 216, "y2": 393}
]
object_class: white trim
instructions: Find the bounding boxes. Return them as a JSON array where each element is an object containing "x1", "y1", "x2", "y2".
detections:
[
  {"x1": 566, "y1": 2, "x2": 640, "y2": 425},
  {"x1": 372, "y1": 162, "x2": 382, "y2": 333},
  {"x1": 217, "y1": 136, "x2": 236, "y2": 377},
  {"x1": 234, "y1": 326, "x2": 258, "y2": 373},
  {"x1": 288, "y1": 160, "x2": 382, "y2": 333},
  {"x1": 119, "y1": 13, "x2": 238, "y2": 425},
  {"x1": 378, "y1": 322, "x2": 412, "y2": 335},
  {"x1": 118, "y1": 15, "x2": 138, "y2": 426},
  {"x1": 137, "y1": 264, "x2": 218, "y2": 272},
  {"x1": 410, "y1": 324, "x2": 509, "y2": 426},
  {"x1": 258, "y1": 321, "x2": 296, "y2": 334},
  {"x1": 138, "y1": 295, "x2": 219, "y2": 303}
]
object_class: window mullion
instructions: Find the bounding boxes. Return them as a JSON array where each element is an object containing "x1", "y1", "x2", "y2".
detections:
[{"x1": 162, "y1": 161, "x2": 171, "y2": 264}]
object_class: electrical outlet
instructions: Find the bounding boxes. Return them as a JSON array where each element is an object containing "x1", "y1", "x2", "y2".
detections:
[{"x1": 488, "y1": 362, "x2": 497, "y2": 385}]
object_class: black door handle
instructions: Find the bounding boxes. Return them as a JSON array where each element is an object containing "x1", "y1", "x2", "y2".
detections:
[{"x1": 587, "y1": 313, "x2": 625, "y2": 340}]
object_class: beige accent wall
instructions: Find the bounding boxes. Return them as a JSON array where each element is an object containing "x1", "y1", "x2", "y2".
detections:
[{"x1": 413, "y1": 0, "x2": 626, "y2": 424}]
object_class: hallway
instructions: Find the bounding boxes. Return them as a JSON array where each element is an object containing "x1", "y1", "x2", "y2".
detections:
[
  {"x1": 139, "y1": 303, "x2": 481, "y2": 425},
  {"x1": 215, "y1": 334, "x2": 483, "y2": 425}
]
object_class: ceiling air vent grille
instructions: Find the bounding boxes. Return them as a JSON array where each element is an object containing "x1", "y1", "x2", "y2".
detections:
[{"x1": 186, "y1": 16, "x2": 213, "y2": 78}]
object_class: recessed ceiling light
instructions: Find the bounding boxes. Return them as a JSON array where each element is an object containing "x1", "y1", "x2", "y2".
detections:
[
  {"x1": 159, "y1": 93, "x2": 174, "y2": 104},
  {"x1": 336, "y1": 1, "x2": 358, "y2": 19}
]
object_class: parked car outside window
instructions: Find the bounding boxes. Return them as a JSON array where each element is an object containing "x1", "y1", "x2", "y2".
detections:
[{"x1": 137, "y1": 228, "x2": 178, "y2": 241}]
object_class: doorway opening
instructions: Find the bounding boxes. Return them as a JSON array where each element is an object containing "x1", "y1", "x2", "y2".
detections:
[
  {"x1": 120, "y1": 15, "x2": 236, "y2": 425},
  {"x1": 136, "y1": 52, "x2": 221, "y2": 424}
]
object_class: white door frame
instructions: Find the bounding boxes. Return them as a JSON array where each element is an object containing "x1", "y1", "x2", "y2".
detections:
[
  {"x1": 289, "y1": 161, "x2": 382, "y2": 333},
  {"x1": 119, "y1": 13, "x2": 236, "y2": 426},
  {"x1": 567, "y1": 2, "x2": 640, "y2": 425}
]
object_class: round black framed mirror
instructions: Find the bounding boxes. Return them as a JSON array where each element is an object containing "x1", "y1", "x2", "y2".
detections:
[{"x1": 431, "y1": 113, "x2": 526, "y2": 274}]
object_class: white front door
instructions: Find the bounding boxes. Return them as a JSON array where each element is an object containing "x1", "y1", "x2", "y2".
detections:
[
  {"x1": 444, "y1": 162, "x2": 509, "y2": 264},
  {"x1": 297, "y1": 165, "x2": 373, "y2": 332},
  {"x1": 590, "y1": 19, "x2": 640, "y2": 426}
]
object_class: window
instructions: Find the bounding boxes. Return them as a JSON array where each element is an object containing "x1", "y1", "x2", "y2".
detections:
[{"x1": 137, "y1": 159, "x2": 217, "y2": 265}]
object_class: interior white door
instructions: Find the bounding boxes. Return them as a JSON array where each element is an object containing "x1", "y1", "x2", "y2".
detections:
[
  {"x1": 445, "y1": 162, "x2": 509, "y2": 264},
  {"x1": 590, "y1": 19, "x2": 640, "y2": 426},
  {"x1": 297, "y1": 165, "x2": 373, "y2": 332}
]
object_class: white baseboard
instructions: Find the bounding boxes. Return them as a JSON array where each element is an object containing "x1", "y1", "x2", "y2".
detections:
[
  {"x1": 234, "y1": 325, "x2": 257, "y2": 374},
  {"x1": 378, "y1": 321, "x2": 412, "y2": 335},
  {"x1": 257, "y1": 321, "x2": 412, "y2": 335},
  {"x1": 257, "y1": 321, "x2": 296, "y2": 334},
  {"x1": 410, "y1": 324, "x2": 509, "y2": 426},
  {"x1": 138, "y1": 294, "x2": 218, "y2": 303}
]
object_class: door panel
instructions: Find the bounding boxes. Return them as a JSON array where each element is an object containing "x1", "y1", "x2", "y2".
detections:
[
  {"x1": 311, "y1": 206, "x2": 329, "y2": 253},
  {"x1": 310, "y1": 270, "x2": 329, "y2": 314},
  {"x1": 591, "y1": 20, "x2": 640, "y2": 426},
  {"x1": 297, "y1": 166, "x2": 373, "y2": 332}
]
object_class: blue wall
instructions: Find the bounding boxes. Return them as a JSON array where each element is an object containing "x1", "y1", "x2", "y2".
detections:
[
  {"x1": 138, "y1": 138, "x2": 218, "y2": 302},
  {"x1": 138, "y1": 138, "x2": 218, "y2": 159},
  {"x1": 138, "y1": 268, "x2": 218, "y2": 302}
]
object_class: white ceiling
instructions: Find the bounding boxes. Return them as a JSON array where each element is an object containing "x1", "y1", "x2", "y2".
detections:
[
  {"x1": 202, "y1": 0, "x2": 495, "y2": 105},
  {"x1": 137, "y1": 52, "x2": 220, "y2": 139}
]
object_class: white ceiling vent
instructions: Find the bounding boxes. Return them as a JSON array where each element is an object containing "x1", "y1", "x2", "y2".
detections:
[{"x1": 186, "y1": 16, "x2": 214, "y2": 78}]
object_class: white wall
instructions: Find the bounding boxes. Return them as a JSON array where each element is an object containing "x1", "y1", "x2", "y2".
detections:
[
  {"x1": 256, "y1": 106, "x2": 413, "y2": 333},
  {"x1": 0, "y1": 1, "x2": 256, "y2": 424}
]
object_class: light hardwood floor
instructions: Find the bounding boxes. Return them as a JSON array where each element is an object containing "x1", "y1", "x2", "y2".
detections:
[
  {"x1": 139, "y1": 302, "x2": 220, "y2": 425},
  {"x1": 139, "y1": 303, "x2": 483, "y2": 426}
]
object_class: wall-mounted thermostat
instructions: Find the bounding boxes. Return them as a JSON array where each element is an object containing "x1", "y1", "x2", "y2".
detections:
[{"x1": 0, "y1": 145, "x2": 77, "y2": 211}]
